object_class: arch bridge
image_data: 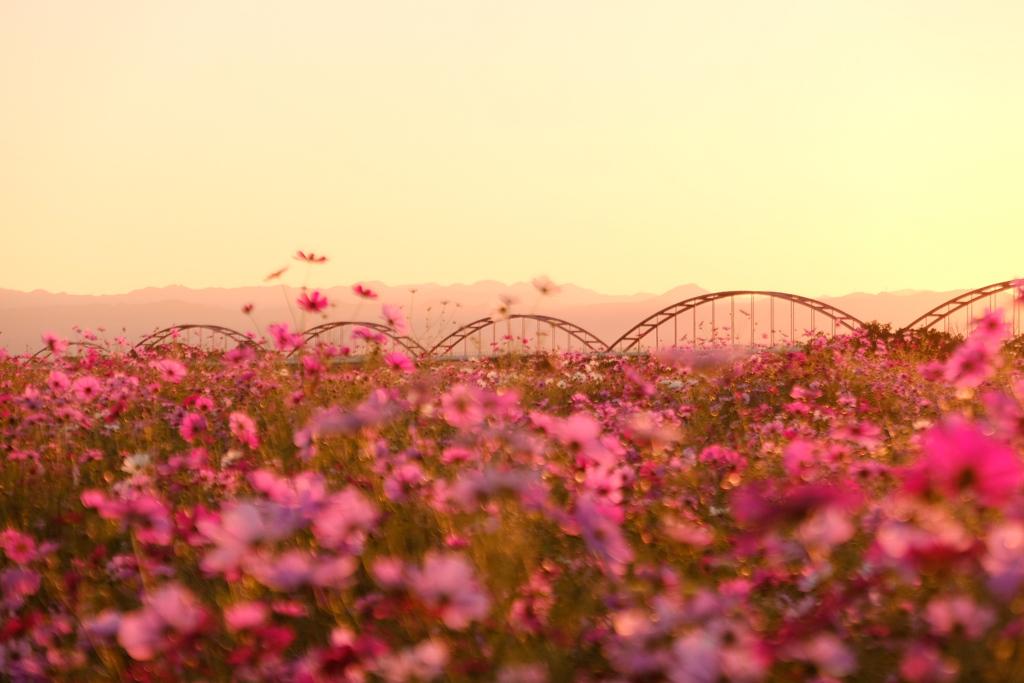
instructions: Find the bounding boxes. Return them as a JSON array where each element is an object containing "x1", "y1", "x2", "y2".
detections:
[
  {"x1": 609, "y1": 291, "x2": 864, "y2": 353},
  {"x1": 429, "y1": 314, "x2": 608, "y2": 357},
  {"x1": 302, "y1": 321, "x2": 429, "y2": 357},
  {"x1": 900, "y1": 280, "x2": 1023, "y2": 336},
  {"x1": 135, "y1": 325, "x2": 261, "y2": 352}
]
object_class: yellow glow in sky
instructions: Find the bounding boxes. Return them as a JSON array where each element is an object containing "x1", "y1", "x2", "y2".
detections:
[{"x1": 2, "y1": 1, "x2": 1023, "y2": 296}]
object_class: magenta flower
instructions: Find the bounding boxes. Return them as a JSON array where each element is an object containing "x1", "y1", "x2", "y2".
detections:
[
  {"x1": 943, "y1": 338, "x2": 1000, "y2": 389},
  {"x1": 312, "y1": 488, "x2": 380, "y2": 553},
  {"x1": 352, "y1": 283, "x2": 378, "y2": 300},
  {"x1": 924, "y1": 595, "x2": 995, "y2": 640},
  {"x1": 42, "y1": 331, "x2": 68, "y2": 356},
  {"x1": 381, "y1": 304, "x2": 411, "y2": 337},
  {"x1": 229, "y1": 411, "x2": 260, "y2": 449},
  {"x1": 0, "y1": 529, "x2": 37, "y2": 564},
  {"x1": 268, "y1": 322, "x2": 304, "y2": 352},
  {"x1": 293, "y1": 250, "x2": 328, "y2": 263},
  {"x1": 408, "y1": 552, "x2": 491, "y2": 629},
  {"x1": 298, "y1": 290, "x2": 328, "y2": 313},
  {"x1": 830, "y1": 420, "x2": 883, "y2": 450},
  {"x1": 384, "y1": 351, "x2": 415, "y2": 374},
  {"x1": 352, "y1": 325, "x2": 387, "y2": 345},
  {"x1": 907, "y1": 421, "x2": 1023, "y2": 508},
  {"x1": 224, "y1": 345, "x2": 257, "y2": 365},
  {"x1": 149, "y1": 359, "x2": 187, "y2": 384},
  {"x1": 71, "y1": 375, "x2": 103, "y2": 402},
  {"x1": 47, "y1": 370, "x2": 70, "y2": 393},
  {"x1": 179, "y1": 413, "x2": 207, "y2": 443}
]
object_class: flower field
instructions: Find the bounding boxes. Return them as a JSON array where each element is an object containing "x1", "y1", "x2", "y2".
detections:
[{"x1": 3, "y1": 306, "x2": 1024, "y2": 681}]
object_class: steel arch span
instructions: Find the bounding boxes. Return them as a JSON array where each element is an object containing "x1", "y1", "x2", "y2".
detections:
[
  {"x1": 302, "y1": 321, "x2": 429, "y2": 357},
  {"x1": 429, "y1": 315, "x2": 608, "y2": 357},
  {"x1": 901, "y1": 280, "x2": 1023, "y2": 333},
  {"x1": 609, "y1": 291, "x2": 865, "y2": 353},
  {"x1": 136, "y1": 325, "x2": 260, "y2": 352},
  {"x1": 29, "y1": 339, "x2": 109, "y2": 361}
]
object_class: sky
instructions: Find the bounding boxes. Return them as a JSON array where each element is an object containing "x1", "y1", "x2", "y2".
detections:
[{"x1": 2, "y1": 1, "x2": 1023, "y2": 298}]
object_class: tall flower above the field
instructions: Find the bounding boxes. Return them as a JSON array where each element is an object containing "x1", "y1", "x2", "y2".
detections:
[
  {"x1": 268, "y1": 323, "x2": 304, "y2": 352},
  {"x1": 381, "y1": 304, "x2": 410, "y2": 337},
  {"x1": 42, "y1": 332, "x2": 68, "y2": 357},
  {"x1": 150, "y1": 359, "x2": 187, "y2": 384},
  {"x1": 297, "y1": 290, "x2": 328, "y2": 313},
  {"x1": 904, "y1": 420, "x2": 1023, "y2": 508},
  {"x1": 408, "y1": 552, "x2": 491, "y2": 629},
  {"x1": 293, "y1": 250, "x2": 327, "y2": 263},
  {"x1": 491, "y1": 294, "x2": 517, "y2": 322},
  {"x1": 385, "y1": 351, "x2": 415, "y2": 374},
  {"x1": 532, "y1": 276, "x2": 561, "y2": 296},
  {"x1": 352, "y1": 284, "x2": 378, "y2": 300},
  {"x1": 229, "y1": 412, "x2": 260, "y2": 449}
]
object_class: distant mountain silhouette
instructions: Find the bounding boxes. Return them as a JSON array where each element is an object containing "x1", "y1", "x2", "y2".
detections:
[{"x1": 0, "y1": 282, "x2": 984, "y2": 354}]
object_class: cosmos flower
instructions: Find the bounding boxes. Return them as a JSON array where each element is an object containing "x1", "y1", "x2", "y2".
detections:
[
  {"x1": 352, "y1": 283, "x2": 378, "y2": 299},
  {"x1": 298, "y1": 290, "x2": 328, "y2": 313},
  {"x1": 381, "y1": 304, "x2": 411, "y2": 337}
]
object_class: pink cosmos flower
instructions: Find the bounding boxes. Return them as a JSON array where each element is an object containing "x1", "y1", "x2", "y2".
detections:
[
  {"x1": 830, "y1": 420, "x2": 883, "y2": 450},
  {"x1": 943, "y1": 338, "x2": 1000, "y2": 389},
  {"x1": 352, "y1": 326, "x2": 387, "y2": 345},
  {"x1": 924, "y1": 595, "x2": 995, "y2": 640},
  {"x1": 302, "y1": 354, "x2": 324, "y2": 377},
  {"x1": 440, "y1": 384, "x2": 485, "y2": 430},
  {"x1": 381, "y1": 304, "x2": 411, "y2": 337},
  {"x1": 384, "y1": 351, "x2": 415, "y2": 374},
  {"x1": 246, "y1": 550, "x2": 313, "y2": 591},
  {"x1": 268, "y1": 323, "x2": 304, "y2": 352},
  {"x1": 294, "y1": 250, "x2": 328, "y2": 263},
  {"x1": 118, "y1": 582, "x2": 207, "y2": 661},
  {"x1": 981, "y1": 521, "x2": 1024, "y2": 598},
  {"x1": 42, "y1": 332, "x2": 68, "y2": 356},
  {"x1": 179, "y1": 413, "x2": 207, "y2": 443},
  {"x1": 224, "y1": 601, "x2": 269, "y2": 633},
  {"x1": 899, "y1": 642, "x2": 958, "y2": 683},
  {"x1": 575, "y1": 495, "x2": 634, "y2": 577},
  {"x1": 352, "y1": 283, "x2": 378, "y2": 300},
  {"x1": 0, "y1": 529, "x2": 37, "y2": 564},
  {"x1": 906, "y1": 421, "x2": 1023, "y2": 508},
  {"x1": 298, "y1": 290, "x2": 328, "y2": 313},
  {"x1": 312, "y1": 488, "x2": 380, "y2": 553},
  {"x1": 198, "y1": 502, "x2": 295, "y2": 577},
  {"x1": 229, "y1": 411, "x2": 260, "y2": 449},
  {"x1": 408, "y1": 552, "x2": 491, "y2": 629},
  {"x1": 47, "y1": 370, "x2": 70, "y2": 393},
  {"x1": 532, "y1": 276, "x2": 561, "y2": 296},
  {"x1": 224, "y1": 345, "x2": 257, "y2": 365},
  {"x1": 71, "y1": 376, "x2": 103, "y2": 402},
  {"x1": 149, "y1": 359, "x2": 187, "y2": 384}
]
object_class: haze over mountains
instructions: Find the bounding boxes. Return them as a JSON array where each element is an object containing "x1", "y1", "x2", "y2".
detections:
[{"x1": 0, "y1": 281, "x2": 988, "y2": 355}]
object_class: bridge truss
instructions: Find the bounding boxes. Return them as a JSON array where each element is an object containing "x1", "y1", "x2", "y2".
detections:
[{"x1": 609, "y1": 291, "x2": 864, "y2": 353}]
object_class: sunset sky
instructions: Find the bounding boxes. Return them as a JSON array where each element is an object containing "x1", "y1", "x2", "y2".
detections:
[{"x1": 2, "y1": 2, "x2": 1023, "y2": 298}]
